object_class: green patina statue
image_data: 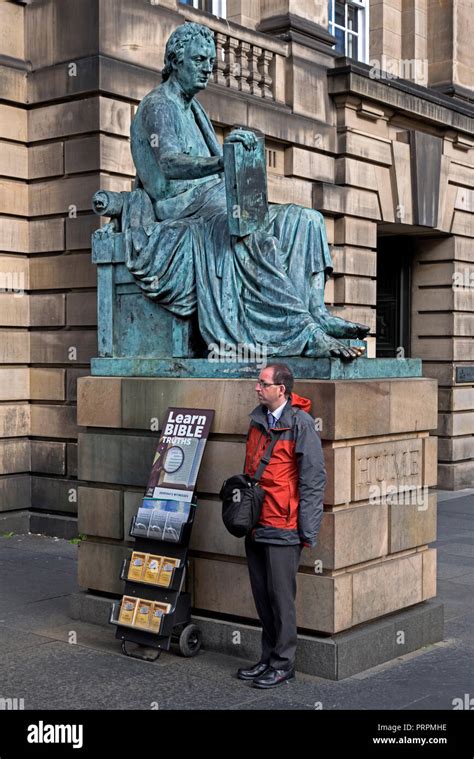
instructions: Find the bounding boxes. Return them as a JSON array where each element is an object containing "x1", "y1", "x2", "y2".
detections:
[{"x1": 122, "y1": 22, "x2": 369, "y2": 360}]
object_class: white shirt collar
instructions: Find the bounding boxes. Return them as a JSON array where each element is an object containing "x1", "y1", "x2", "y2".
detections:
[{"x1": 267, "y1": 399, "x2": 288, "y2": 422}]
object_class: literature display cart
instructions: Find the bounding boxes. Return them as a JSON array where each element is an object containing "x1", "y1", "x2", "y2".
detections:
[{"x1": 109, "y1": 407, "x2": 214, "y2": 662}]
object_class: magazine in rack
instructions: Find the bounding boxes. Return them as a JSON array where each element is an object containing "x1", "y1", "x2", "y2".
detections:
[{"x1": 132, "y1": 497, "x2": 192, "y2": 543}]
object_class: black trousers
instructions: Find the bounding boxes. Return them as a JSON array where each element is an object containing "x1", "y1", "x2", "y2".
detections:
[{"x1": 244, "y1": 535, "x2": 303, "y2": 670}]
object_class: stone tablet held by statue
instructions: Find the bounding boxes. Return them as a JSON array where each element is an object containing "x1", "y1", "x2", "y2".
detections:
[{"x1": 224, "y1": 128, "x2": 268, "y2": 237}]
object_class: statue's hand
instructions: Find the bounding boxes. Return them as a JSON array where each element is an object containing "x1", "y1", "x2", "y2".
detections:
[{"x1": 225, "y1": 129, "x2": 258, "y2": 151}]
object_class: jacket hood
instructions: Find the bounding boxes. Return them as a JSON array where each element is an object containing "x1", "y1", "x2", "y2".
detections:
[
  {"x1": 289, "y1": 392, "x2": 312, "y2": 413},
  {"x1": 249, "y1": 392, "x2": 312, "y2": 428}
]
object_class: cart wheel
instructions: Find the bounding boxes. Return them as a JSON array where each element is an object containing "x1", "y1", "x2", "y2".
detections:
[{"x1": 178, "y1": 624, "x2": 202, "y2": 657}]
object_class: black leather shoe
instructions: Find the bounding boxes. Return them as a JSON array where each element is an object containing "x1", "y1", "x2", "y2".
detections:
[
  {"x1": 237, "y1": 662, "x2": 270, "y2": 681},
  {"x1": 252, "y1": 666, "x2": 295, "y2": 688}
]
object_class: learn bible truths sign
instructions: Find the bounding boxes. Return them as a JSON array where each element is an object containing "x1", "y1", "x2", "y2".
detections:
[{"x1": 131, "y1": 408, "x2": 214, "y2": 543}]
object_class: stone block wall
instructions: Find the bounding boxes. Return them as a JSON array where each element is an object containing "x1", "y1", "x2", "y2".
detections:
[
  {"x1": 0, "y1": 0, "x2": 30, "y2": 516},
  {"x1": 77, "y1": 375, "x2": 438, "y2": 634},
  {"x1": 0, "y1": 0, "x2": 136, "y2": 522},
  {"x1": 328, "y1": 71, "x2": 473, "y2": 490},
  {"x1": 427, "y1": 0, "x2": 474, "y2": 96},
  {"x1": 0, "y1": 0, "x2": 472, "y2": 522},
  {"x1": 413, "y1": 237, "x2": 474, "y2": 489}
]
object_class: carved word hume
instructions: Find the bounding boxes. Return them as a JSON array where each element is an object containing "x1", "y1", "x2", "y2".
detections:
[{"x1": 353, "y1": 439, "x2": 423, "y2": 501}]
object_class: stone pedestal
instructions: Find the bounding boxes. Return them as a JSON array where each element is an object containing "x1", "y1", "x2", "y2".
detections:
[{"x1": 75, "y1": 370, "x2": 442, "y2": 675}]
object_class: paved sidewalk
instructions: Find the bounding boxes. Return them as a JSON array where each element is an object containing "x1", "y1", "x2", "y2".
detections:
[{"x1": 0, "y1": 490, "x2": 472, "y2": 710}]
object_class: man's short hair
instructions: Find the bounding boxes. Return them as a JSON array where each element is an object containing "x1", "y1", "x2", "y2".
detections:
[
  {"x1": 162, "y1": 22, "x2": 216, "y2": 82},
  {"x1": 267, "y1": 363, "x2": 294, "y2": 397}
]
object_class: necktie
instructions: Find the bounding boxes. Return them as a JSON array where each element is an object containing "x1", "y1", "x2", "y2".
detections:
[{"x1": 267, "y1": 412, "x2": 276, "y2": 429}]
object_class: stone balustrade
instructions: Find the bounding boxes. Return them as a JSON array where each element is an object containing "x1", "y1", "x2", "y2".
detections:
[{"x1": 180, "y1": 5, "x2": 288, "y2": 102}]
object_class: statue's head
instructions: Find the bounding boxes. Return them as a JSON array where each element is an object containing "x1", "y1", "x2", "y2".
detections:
[{"x1": 162, "y1": 22, "x2": 216, "y2": 96}]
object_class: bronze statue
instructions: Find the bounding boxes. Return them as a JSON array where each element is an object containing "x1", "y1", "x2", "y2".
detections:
[{"x1": 98, "y1": 22, "x2": 369, "y2": 361}]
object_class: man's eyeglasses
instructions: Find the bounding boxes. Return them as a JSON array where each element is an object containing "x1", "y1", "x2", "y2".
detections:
[{"x1": 256, "y1": 381, "x2": 281, "y2": 389}]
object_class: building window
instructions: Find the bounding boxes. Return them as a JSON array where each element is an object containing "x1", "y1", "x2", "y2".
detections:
[
  {"x1": 180, "y1": 0, "x2": 227, "y2": 18},
  {"x1": 328, "y1": 0, "x2": 368, "y2": 63}
]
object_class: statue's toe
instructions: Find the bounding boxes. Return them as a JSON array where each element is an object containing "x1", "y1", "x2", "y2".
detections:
[
  {"x1": 330, "y1": 347, "x2": 355, "y2": 362},
  {"x1": 331, "y1": 340, "x2": 367, "y2": 361},
  {"x1": 355, "y1": 323, "x2": 371, "y2": 338}
]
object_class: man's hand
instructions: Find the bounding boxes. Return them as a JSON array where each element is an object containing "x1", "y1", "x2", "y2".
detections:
[{"x1": 225, "y1": 129, "x2": 258, "y2": 151}]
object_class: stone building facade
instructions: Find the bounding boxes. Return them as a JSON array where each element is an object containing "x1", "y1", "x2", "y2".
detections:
[{"x1": 0, "y1": 0, "x2": 472, "y2": 547}]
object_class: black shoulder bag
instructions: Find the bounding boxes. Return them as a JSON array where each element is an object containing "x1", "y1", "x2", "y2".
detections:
[{"x1": 219, "y1": 432, "x2": 279, "y2": 538}]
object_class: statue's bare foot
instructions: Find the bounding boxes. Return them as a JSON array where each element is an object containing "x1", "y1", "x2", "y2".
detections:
[
  {"x1": 305, "y1": 327, "x2": 366, "y2": 361},
  {"x1": 314, "y1": 309, "x2": 370, "y2": 339},
  {"x1": 325, "y1": 316, "x2": 370, "y2": 339}
]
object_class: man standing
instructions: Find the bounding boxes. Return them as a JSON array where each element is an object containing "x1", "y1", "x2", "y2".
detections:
[{"x1": 238, "y1": 363, "x2": 326, "y2": 688}]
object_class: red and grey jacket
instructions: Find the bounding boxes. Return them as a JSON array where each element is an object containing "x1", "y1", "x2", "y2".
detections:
[{"x1": 244, "y1": 393, "x2": 326, "y2": 547}]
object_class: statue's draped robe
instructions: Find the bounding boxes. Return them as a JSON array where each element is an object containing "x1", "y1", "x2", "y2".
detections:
[{"x1": 123, "y1": 81, "x2": 333, "y2": 357}]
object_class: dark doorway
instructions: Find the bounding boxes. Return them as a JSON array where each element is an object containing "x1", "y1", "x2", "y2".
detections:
[{"x1": 376, "y1": 236, "x2": 413, "y2": 358}]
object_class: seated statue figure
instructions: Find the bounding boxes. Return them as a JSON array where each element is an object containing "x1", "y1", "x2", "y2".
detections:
[{"x1": 121, "y1": 22, "x2": 369, "y2": 360}]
